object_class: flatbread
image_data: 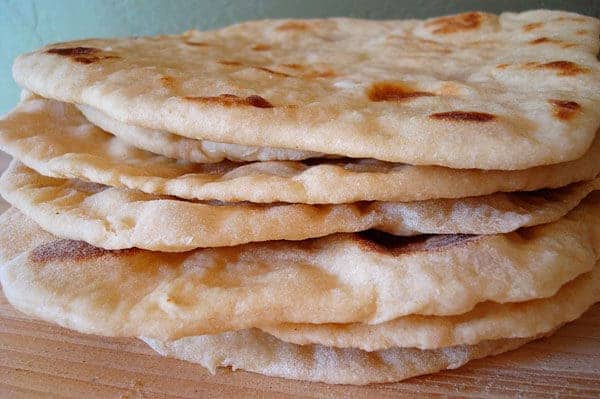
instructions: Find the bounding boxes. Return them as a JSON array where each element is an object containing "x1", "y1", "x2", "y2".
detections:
[
  {"x1": 78, "y1": 104, "x2": 323, "y2": 162},
  {"x1": 13, "y1": 11, "x2": 600, "y2": 169},
  {"x1": 2, "y1": 98, "x2": 599, "y2": 204},
  {"x1": 142, "y1": 329, "x2": 541, "y2": 385},
  {"x1": 1, "y1": 161, "x2": 598, "y2": 251},
  {"x1": 263, "y1": 263, "x2": 600, "y2": 350},
  {"x1": 1, "y1": 195, "x2": 598, "y2": 339}
]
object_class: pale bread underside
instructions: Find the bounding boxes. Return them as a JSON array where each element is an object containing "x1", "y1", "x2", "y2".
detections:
[
  {"x1": 142, "y1": 330, "x2": 543, "y2": 385},
  {"x1": 78, "y1": 104, "x2": 323, "y2": 162},
  {"x1": 1, "y1": 98, "x2": 599, "y2": 204}
]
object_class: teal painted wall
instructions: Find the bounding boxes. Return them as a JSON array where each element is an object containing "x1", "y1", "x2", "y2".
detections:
[{"x1": 1, "y1": 0, "x2": 597, "y2": 114}]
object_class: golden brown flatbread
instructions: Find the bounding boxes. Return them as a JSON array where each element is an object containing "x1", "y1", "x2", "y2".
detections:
[{"x1": 13, "y1": 11, "x2": 600, "y2": 169}]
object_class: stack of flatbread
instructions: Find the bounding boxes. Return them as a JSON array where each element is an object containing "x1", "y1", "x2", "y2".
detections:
[{"x1": 0, "y1": 9, "x2": 599, "y2": 385}]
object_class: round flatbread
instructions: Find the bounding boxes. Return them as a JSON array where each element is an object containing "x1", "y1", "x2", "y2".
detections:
[
  {"x1": 13, "y1": 11, "x2": 600, "y2": 169},
  {"x1": 262, "y1": 264, "x2": 600, "y2": 350},
  {"x1": 142, "y1": 329, "x2": 542, "y2": 385},
  {"x1": 1, "y1": 161, "x2": 597, "y2": 251},
  {"x1": 1, "y1": 98, "x2": 599, "y2": 204},
  {"x1": 1, "y1": 194, "x2": 598, "y2": 339}
]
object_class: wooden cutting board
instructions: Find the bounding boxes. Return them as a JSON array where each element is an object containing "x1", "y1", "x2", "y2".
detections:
[{"x1": 1, "y1": 289, "x2": 599, "y2": 398}]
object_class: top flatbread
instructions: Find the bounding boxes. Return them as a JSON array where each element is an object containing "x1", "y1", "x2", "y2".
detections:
[{"x1": 13, "y1": 10, "x2": 600, "y2": 169}]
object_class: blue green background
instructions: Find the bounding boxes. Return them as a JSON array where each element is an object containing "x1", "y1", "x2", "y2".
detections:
[{"x1": 1, "y1": 0, "x2": 597, "y2": 114}]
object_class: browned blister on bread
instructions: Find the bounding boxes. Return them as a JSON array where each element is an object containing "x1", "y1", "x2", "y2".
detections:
[{"x1": 12, "y1": 10, "x2": 600, "y2": 169}]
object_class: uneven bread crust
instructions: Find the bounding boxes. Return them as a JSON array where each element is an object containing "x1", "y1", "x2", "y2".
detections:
[
  {"x1": 0, "y1": 194, "x2": 599, "y2": 339},
  {"x1": 13, "y1": 11, "x2": 600, "y2": 169},
  {"x1": 263, "y1": 264, "x2": 600, "y2": 350},
  {"x1": 1, "y1": 161, "x2": 597, "y2": 251},
  {"x1": 1, "y1": 98, "x2": 599, "y2": 204},
  {"x1": 143, "y1": 330, "x2": 544, "y2": 385},
  {"x1": 78, "y1": 104, "x2": 323, "y2": 163}
]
